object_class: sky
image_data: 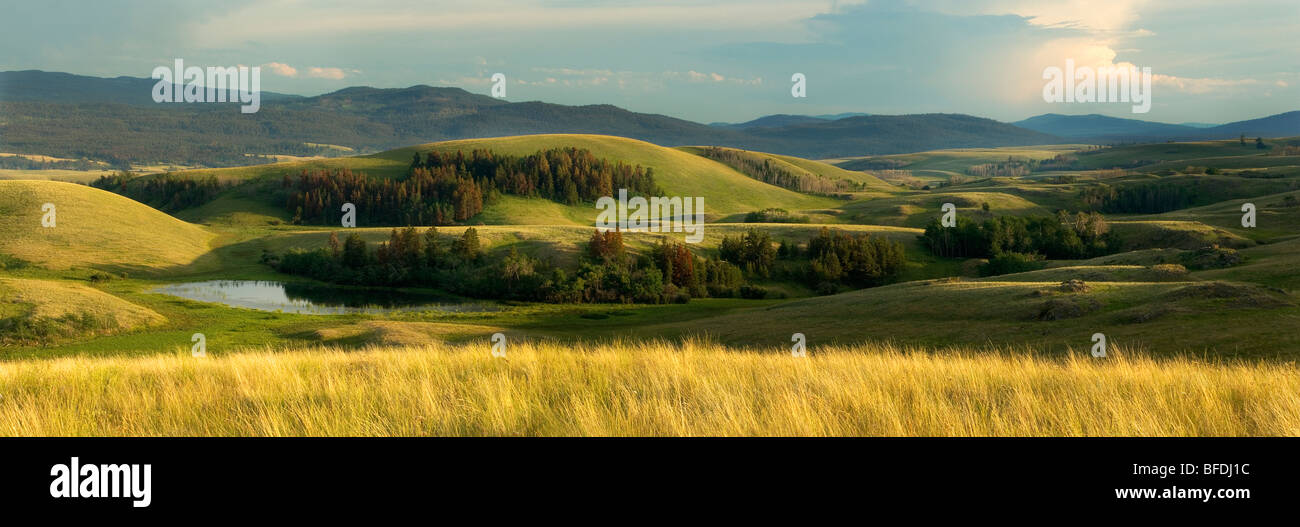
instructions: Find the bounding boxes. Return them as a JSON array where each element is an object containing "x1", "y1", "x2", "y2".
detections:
[{"x1": 1, "y1": 0, "x2": 1296, "y2": 124}]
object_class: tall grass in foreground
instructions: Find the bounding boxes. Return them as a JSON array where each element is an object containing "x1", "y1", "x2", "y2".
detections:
[{"x1": 1, "y1": 340, "x2": 1298, "y2": 436}]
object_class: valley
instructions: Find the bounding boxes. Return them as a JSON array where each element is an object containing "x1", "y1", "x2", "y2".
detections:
[{"x1": 3, "y1": 134, "x2": 1299, "y2": 367}]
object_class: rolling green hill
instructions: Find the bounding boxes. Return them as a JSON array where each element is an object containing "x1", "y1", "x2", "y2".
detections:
[
  {"x1": 837, "y1": 191, "x2": 1049, "y2": 227},
  {"x1": 675, "y1": 145, "x2": 895, "y2": 193},
  {"x1": 0, "y1": 180, "x2": 215, "y2": 272},
  {"x1": 644, "y1": 277, "x2": 1297, "y2": 357},
  {"x1": 381, "y1": 135, "x2": 840, "y2": 214},
  {"x1": 0, "y1": 277, "x2": 163, "y2": 329},
  {"x1": 1068, "y1": 138, "x2": 1300, "y2": 170},
  {"x1": 832, "y1": 145, "x2": 1082, "y2": 175},
  {"x1": 172, "y1": 134, "x2": 841, "y2": 225}
]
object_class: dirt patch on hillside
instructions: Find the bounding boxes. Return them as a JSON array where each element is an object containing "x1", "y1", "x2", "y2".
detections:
[
  {"x1": 1161, "y1": 282, "x2": 1292, "y2": 308},
  {"x1": 1035, "y1": 297, "x2": 1102, "y2": 321}
]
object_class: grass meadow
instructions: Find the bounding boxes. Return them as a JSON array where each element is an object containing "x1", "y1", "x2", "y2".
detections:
[
  {"x1": 2, "y1": 339, "x2": 1297, "y2": 436},
  {"x1": 4, "y1": 138, "x2": 1300, "y2": 437}
]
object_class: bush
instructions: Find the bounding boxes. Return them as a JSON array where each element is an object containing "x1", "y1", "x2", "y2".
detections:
[
  {"x1": 0, "y1": 311, "x2": 117, "y2": 345},
  {"x1": 1181, "y1": 245, "x2": 1243, "y2": 270},
  {"x1": 980, "y1": 252, "x2": 1046, "y2": 276},
  {"x1": 1149, "y1": 263, "x2": 1189, "y2": 280},
  {"x1": 744, "y1": 208, "x2": 810, "y2": 223},
  {"x1": 815, "y1": 281, "x2": 840, "y2": 295}
]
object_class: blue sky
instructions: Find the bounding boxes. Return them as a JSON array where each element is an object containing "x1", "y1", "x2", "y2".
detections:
[{"x1": 1, "y1": 0, "x2": 1296, "y2": 124}]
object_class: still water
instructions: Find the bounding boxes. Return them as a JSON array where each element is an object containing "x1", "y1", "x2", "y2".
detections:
[{"x1": 153, "y1": 280, "x2": 496, "y2": 314}]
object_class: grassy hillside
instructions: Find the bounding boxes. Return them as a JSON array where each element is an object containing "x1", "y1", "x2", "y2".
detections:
[
  {"x1": 831, "y1": 145, "x2": 1083, "y2": 176},
  {"x1": 837, "y1": 191, "x2": 1049, "y2": 227},
  {"x1": 1, "y1": 340, "x2": 1296, "y2": 436},
  {"x1": 1108, "y1": 220, "x2": 1254, "y2": 251},
  {"x1": 379, "y1": 135, "x2": 839, "y2": 216},
  {"x1": 0, "y1": 277, "x2": 162, "y2": 326},
  {"x1": 646, "y1": 278, "x2": 1297, "y2": 356},
  {"x1": 0, "y1": 277, "x2": 164, "y2": 345},
  {"x1": 169, "y1": 134, "x2": 839, "y2": 225},
  {"x1": 675, "y1": 145, "x2": 896, "y2": 193},
  {"x1": 1069, "y1": 138, "x2": 1300, "y2": 170},
  {"x1": 1145, "y1": 188, "x2": 1300, "y2": 240},
  {"x1": 0, "y1": 180, "x2": 214, "y2": 272},
  {"x1": 0, "y1": 168, "x2": 113, "y2": 183}
]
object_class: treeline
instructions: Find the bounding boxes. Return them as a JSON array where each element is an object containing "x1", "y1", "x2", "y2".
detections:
[
  {"x1": 283, "y1": 148, "x2": 660, "y2": 225},
  {"x1": 966, "y1": 156, "x2": 1035, "y2": 178},
  {"x1": 919, "y1": 212, "x2": 1115, "y2": 273},
  {"x1": 700, "y1": 146, "x2": 862, "y2": 194},
  {"x1": 90, "y1": 172, "x2": 227, "y2": 212},
  {"x1": 269, "y1": 226, "x2": 908, "y2": 304},
  {"x1": 416, "y1": 148, "x2": 660, "y2": 204},
  {"x1": 0, "y1": 156, "x2": 102, "y2": 171},
  {"x1": 964, "y1": 154, "x2": 1082, "y2": 178},
  {"x1": 267, "y1": 227, "x2": 750, "y2": 303},
  {"x1": 721, "y1": 228, "x2": 906, "y2": 293},
  {"x1": 1079, "y1": 182, "x2": 1200, "y2": 213},
  {"x1": 284, "y1": 168, "x2": 481, "y2": 226}
]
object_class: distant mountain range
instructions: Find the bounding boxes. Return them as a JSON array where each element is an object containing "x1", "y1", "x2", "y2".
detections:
[
  {"x1": 1, "y1": 70, "x2": 1296, "y2": 168},
  {"x1": 0, "y1": 69, "x2": 302, "y2": 105},
  {"x1": 0, "y1": 71, "x2": 1054, "y2": 166},
  {"x1": 1013, "y1": 112, "x2": 1300, "y2": 142},
  {"x1": 709, "y1": 112, "x2": 871, "y2": 129}
]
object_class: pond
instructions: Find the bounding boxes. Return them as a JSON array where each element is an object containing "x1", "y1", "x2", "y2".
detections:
[{"x1": 152, "y1": 280, "x2": 498, "y2": 315}]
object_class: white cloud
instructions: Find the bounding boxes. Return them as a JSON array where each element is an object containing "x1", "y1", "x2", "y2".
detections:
[
  {"x1": 1153, "y1": 74, "x2": 1261, "y2": 94},
  {"x1": 307, "y1": 67, "x2": 347, "y2": 80},
  {"x1": 1034, "y1": 38, "x2": 1264, "y2": 95},
  {"x1": 188, "y1": 1, "x2": 831, "y2": 45},
  {"x1": 665, "y1": 70, "x2": 761, "y2": 85},
  {"x1": 262, "y1": 62, "x2": 298, "y2": 77},
  {"x1": 928, "y1": 0, "x2": 1148, "y2": 32}
]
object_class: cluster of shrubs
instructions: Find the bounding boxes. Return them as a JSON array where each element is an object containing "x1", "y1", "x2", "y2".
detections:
[
  {"x1": 920, "y1": 212, "x2": 1117, "y2": 276},
  {"x1": 267, "y1": 227, "x2": 751, "y2": 304},
  {"x1": 269, "y1": 226, "x2": 910, "y2": 304},
  {"x1": 0, "y1": 156, "x2": 100, "y2": 171},
  {"x1": 1078, "y1": 178, "x2": 1296, "y2": 214},
  {"x1": 699, "y1": 147, "x2": 862, "y2": 194},
  {"x1": 965, "y1": 156, "x2": 1036, "y2": 178},
  {"x1": 91, "y1": 172, "x2": 228, "y2": 212},
  {"x1": 0, "y1": 312, "x2": 117, "y2": 346},
  {"x1": 744, "y1": 208, "x2": 810, "y2": 223},
  {"x1": 1180, "y1": 245, "x2": 1244, "y2": 270},
  {"x1": 721, "y1": 227, "x2": 907, "y2": 294}
]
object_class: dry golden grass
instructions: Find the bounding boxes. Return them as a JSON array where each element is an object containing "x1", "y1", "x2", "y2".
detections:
[
  {"x1": 1, "y1": 340, "x2": 1297, "y2": 436},
  {"x1": 312, "y1": 320, "x2": 507, "y2": 346},
  {"x1": 0, "y1": 180, "x2": 214, "y2": 271},
  {"x1": 0, "y1": 277, "x2": 163, "y2": 329}
]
